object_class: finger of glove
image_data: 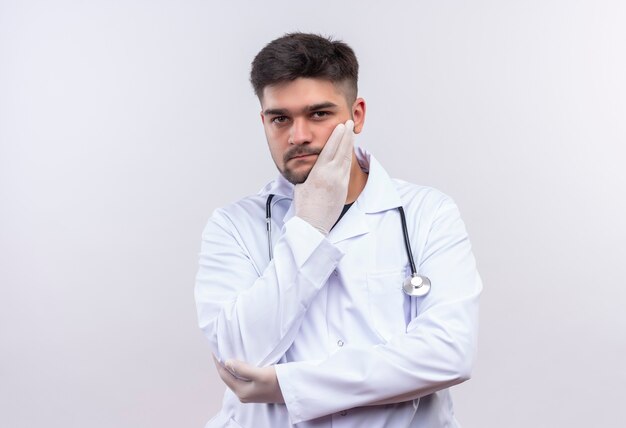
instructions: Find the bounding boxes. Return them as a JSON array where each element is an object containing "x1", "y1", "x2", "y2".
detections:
[
  {"x1": 316, "y1": 122, "x2": 346, "y2": 163},
  {"x1": 226, "y1": 359, "x2": 260, "y2": 381},
  {"x1": 331, "y1": 119, "x2": 354, "y2": 171},
  {"x1": 221, "y1": 358, "x2": 252, "y2": 381},
  {"x1": 214, "y1": 356, "x2": 245, "y2": 392}
]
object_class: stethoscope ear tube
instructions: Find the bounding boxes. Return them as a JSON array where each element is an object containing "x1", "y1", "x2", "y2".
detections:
[{"x1": 265, "y1": 195, "x2": 431, "y2": 296}]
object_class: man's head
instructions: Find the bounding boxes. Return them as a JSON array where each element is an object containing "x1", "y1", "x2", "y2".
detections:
[
  {"x1": 251, "y1": 32, "x2": 359, "y2": 104},
  {"x1": 251, "y1": 33, "x2": 366, "y2": 184}
]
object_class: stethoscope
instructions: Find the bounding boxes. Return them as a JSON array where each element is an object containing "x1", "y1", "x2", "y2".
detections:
[{"x1": 265, "y1": 194, "x2": 431, "y2": 297}]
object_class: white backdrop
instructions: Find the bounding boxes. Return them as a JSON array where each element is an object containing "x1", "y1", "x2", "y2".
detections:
[{"x1": 1, "y1": 1, "x2": 625, "y2": 427}]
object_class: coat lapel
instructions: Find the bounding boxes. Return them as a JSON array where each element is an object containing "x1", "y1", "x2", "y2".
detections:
[{"x1": 327, "y1": 201, "x2": 369, "y2": 244}]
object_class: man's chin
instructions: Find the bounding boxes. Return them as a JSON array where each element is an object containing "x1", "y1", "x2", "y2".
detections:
[{"x1": 281, "y1": 168, "x2": 311, "y2": 185}]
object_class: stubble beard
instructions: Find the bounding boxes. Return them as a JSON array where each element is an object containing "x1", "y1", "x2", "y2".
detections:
[{"x1": 280, "y1": 165, "x2": 312, "y2": 185}]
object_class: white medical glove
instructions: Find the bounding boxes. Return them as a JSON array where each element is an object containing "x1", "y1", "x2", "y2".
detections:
[
  {"x1": 294, "y1": 120, "x2": 355, "y2": 235},
  {"x1": 213, "y1": 355, "x2": 285, "y2": 404}
]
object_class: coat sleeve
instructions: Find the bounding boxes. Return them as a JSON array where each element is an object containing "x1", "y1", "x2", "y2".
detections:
[
  {"x1": 195, "y1": 210, "x2": 344, "y2": 367},
  {"x1": 274, "y1": 197, "x2": 482, "y2": 423}
]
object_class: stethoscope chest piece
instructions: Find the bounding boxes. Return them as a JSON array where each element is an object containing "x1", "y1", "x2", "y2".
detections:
[{"x1": 403, "y1": 274, "x2": 431, "y2": 297}]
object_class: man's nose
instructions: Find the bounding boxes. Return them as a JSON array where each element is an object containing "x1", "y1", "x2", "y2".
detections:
[{"x1": 288, "y1": 118, "x2": 313, "y2": 145}]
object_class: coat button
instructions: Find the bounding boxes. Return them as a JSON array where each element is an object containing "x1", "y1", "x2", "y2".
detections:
[{"x1": 337, "y1": 340, "x2": 344, "y2": 347}]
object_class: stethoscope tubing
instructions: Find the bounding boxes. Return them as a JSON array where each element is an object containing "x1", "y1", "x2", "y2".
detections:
[
  {"x1": 397, "y1": 206, "x2": 417, "y2": 276},
  {"x1": 264, "y1": 194, "x2": 428, "y2": 291},
  {"x1": 265, "y1": 194, "x2": 275, "y2": 260}
]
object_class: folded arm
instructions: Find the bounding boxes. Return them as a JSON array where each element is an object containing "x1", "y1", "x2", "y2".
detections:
[{"x1": 195, "y1": 213, "x2": 343, "y2": 367}]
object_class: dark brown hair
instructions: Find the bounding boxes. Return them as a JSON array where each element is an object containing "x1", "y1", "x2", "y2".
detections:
[{"x1": 250, "y1": 32, "x2": 359, "y2": 101}]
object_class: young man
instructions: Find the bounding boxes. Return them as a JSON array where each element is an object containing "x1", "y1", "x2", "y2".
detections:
[{"x1": 195, "y1": 33, "x2": 482, "y2": 428}]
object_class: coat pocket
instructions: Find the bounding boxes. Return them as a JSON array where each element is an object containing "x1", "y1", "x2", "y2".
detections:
[{"x1": 366, "y1": 269, "x2": 407, "y2": 342}]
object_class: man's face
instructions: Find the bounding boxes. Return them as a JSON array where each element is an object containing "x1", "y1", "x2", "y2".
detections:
[{"x1": 260, "y1": 78, "x2": 364, "y2": 184}]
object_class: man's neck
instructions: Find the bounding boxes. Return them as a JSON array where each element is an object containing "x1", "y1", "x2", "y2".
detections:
[{"x1": 346, "y1": 152, "x2": 368, "y2": 204}]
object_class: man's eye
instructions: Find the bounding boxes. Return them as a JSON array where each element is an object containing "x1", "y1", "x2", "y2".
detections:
[
  {"x1": 311, "y1": 111, "x2": 330, "y2": 119},
  {"x1": 271, "y1": 116, "x2": 289, "y2": 124}
]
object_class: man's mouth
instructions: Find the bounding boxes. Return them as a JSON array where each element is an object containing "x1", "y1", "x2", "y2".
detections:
[{"x1": 288, "y1": 152, "x2": 319, "y2": 161}]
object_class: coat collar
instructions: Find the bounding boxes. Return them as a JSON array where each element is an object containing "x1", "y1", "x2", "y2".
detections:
[
  {"x1": 258, "y1": 147, "x2": 402, "y2": 243},
  {"x1": 352, "y1": 146, "x2": 403, "y2": 214}
]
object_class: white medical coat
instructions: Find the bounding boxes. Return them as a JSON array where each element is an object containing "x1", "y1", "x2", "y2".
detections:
[{"x1": 195, "y1": 147, "x2": 482, "y2": 428}]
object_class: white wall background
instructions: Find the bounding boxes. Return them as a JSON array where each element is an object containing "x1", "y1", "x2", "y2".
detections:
[{"x1": 1, "y1": 1, "x2": 625, "y2": 427}]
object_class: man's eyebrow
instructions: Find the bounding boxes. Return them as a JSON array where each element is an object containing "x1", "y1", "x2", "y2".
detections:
[
  {"x1": 263, "y1": 102, "x2": 339, "y2": 116},
  {"x1": 304, "y1": 102, "x2": 338, "y2": 112},
  {"x1": 263, "y1": 108, "x2": 289, "y2": 116}
]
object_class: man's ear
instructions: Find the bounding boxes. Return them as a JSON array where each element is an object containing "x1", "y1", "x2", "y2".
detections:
[
  {"x1": 352, "y1": 98, "x2": 366, "y2": 134},
  {"x1": 260, "y1": 111, "x2": 265, "y2": 124}
]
